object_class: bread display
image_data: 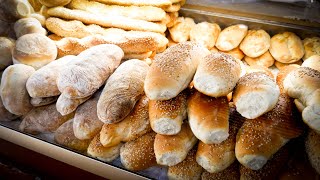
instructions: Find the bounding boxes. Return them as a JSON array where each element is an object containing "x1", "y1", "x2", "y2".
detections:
[
  {"x1": 269, "y1": 32, "x2": 305, "y2": 63},
  {"x1": 12, "y1": 34, "x2": 57, "y2": 70},
  {"x1": 219, "y1": 46, "x2": 244, "y2": 60},
  {"x1": 0, "y1": 37, "x2": 14, "y2": 71},
  {"x1": 201, "y1": 162, "x2": 240, "y2": 180},
  {"x1": 145, "y1": 42, "x2": 210, "y2": 100},
  {"x1": 215, "y1": 24, "x2": 248, "y2": 51},
  {"x1": 0, "y1": 64, "x2": 35, "y2": 116},
  {"x1": 56, "y1": 94, "x2": 91, "y2": 116},
  {"x1": 189, "y1": 22, "x2": 221, "y2": 49},
  {"x1": 303, "y1": 37, "x2": 320, "y2": 60},
  {"x1": 239, "y1": 29, "x2": 270, "y2": 58},
  {"x1": 97, "y1": 60, "x2": 149, "y2": 124},
  {"x1": 274, "y1": 59, "x2": 302, "y2": 70},
  {"x1": 99, "y1": 96, "x2": 151, "y2": 147},
  {"x1": 305, "y1": 129, "x2": 320, "y2": 174},
  {"x1": 244, "y1": 51, "x2": 275, "y2": 68},
  {"x1": 14, "y1": 17, "x2": 46, "y2": 38},
  {"x1": 302, "y1": 55, "x2": 320, "y2": 72},
  {"x1": 149, "y1": 91, "x2": 187, "y2": 135},
  {"x1": 169, "y1": 17, "x2": 195, "y2": 43},
  {"x1": 30, "y1": 96, "x2": 58, "y2": 107}
]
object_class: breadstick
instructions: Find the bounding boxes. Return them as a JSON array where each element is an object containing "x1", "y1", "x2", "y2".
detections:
[{"x1": 92, "y1": 0, "x2": 172, "y2": 7}]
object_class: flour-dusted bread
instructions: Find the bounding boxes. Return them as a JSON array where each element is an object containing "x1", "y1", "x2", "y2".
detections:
[
  {"x1": 14, "y1": 17, "x2": 47, "y2": 38},
  {"x1": 190, "y1": 22, "x2": 221, "y2": 49},
  {"x1": 0, "y1": 37, "x2": 14, "y2": 71},
  {"x1": 144, "y1": 42, "x2": 210, "y2": 100},
  {"x1": 302, "y1": 55, "x2": 320, "y2": 72},
  {"x1": 215, "y1": 24, "x2": 248, "y2": 51},
  {"x1": 30, "y1": 96, "x2": 58, "y2": 107},
  {"x1": 239, "y1": 29, "x2": 270, "y2": 58},
  {"x1": 57, "y1": 44, "x2": 124, "y2": 99},
  {"x1": 97, "y1": 59, "x2": 149, "y2": 124},
  {"x1": 0, "y1": 97, "x2": 18, "y2": 122},
  {"x1": 193, "y1": 53, "x2": 241, "y2": 97},
  {"x1": 56, "y1": 93, "x2": 91, "y2": 116},
  {"x1": 0, "y1": 64, "x2": 35, "y2": 116}
]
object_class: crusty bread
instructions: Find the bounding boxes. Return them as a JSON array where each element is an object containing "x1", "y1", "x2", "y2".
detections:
[
  {"x1": 54, "y1": 119, "x2": 91, "y2": 152},
  {"x1": 30, "y1": 96, "x2": 58, "y2": 107},
  {"x1": 166, "y1": 12, "x2": 179, "y2": 28},
  {"x1": 194, "y1": 52, "x2": 241, "y2": 97},
  {"x1": 120, "y1": 132, "x2": 157, "y2": 171},
  {"x1": 276, "y1": 65, "x2": 299, "y2": 94},
  {"x1": 169, "y1": 17, "x2": 195, "y2": 43},
  {"x1": 244, "y1": 51, "x2": 275, "y2": 68},
  {"x1": 302, "y1": 55, "x2": 320, "y2": 72},
  {"x1": 245, "y1": 65, "x2": 274, "y2": 79},
  {"x1": 215, "y1": 24, "x2": 248, "y2": 51},
  {"x1": 14, "y1": 17, "x2": 46, "y2": 38},
  {"x1": 201, "y1": 162, "x2": 240, "y2": 180},
  {"x1": 154, "y1": 123, "x2": 198, "y2": 166},
  {"x1": 39, "y1": 0, "x2": 71, "y2": 7},
  {"x1": 0, "y1": 37, "x2": 14, "y2": 71},
  {"x1": 73, "y1": 91, "x2": 103, "y2": 140},
  {"x1": 210, "y1": 46, "x2": 219, "y2": 53},
  {"x1": 12, "y1": 33, "x2": 57, "y2": 70},
  {"x1": 240, "y1": 29, "x2": 270, "y2": 58},
  {"x1": 305, "y1": 129, "x2": 320, "y2": 174},
  {"x1": 235, "y1": 94, "x2": 303, "y2": 170},
  {"x1": 123, "y1": 51, "x2": 153, "y2": 60},
  {"x1": 294, "y1": 99, "x2": 306, "y2": 113},
  {"x1": 219, "y1": 46, "x2": 244, "y2": 60},
  {"x1": 145, "y1": 42, "x2": 210, "y2": 100},
  {"x1": 233, "y1": 72, "x2": 280, "y2": 119},
  {"x1": 56, "y1": 93, "x2": 91, "y2": 116},
  {"x1": 167, "y1": 149, "x2": 203, "y2": 180},
  {"x1": 0, "y1": 97, "x2": 19, "y2": 122},
  {"x1": 97, "y1": 60, "x2": 149, "y2": 124},
  {"x1": 28, "y1": 0, "x2": 42, "y2": 12},
  {"x1": 190, "y1": 22, "x2": 221, "y2": 49},
  {"x1": 87, "y1": 133, "x2": 122, "y2": 162},
  {"x1": 149, "y1": 91, "x2": 187, "y2": 135},
  {"x1": 163, "y1": 2, "x2": 181, "y2": 12},
  {"x1": 0, "y1": 64, "x2": 35, "y2": 116},
  {"x1": 188, "y1": 91, "x2": 229, "y2": 144},
  {"x1": 92, "y1": 0, "x2": 172, "y2": 7},
  {"x1": 19, "y1": 103, "x2": 74, "y2": 134},
  {"x1": 303, "y1": 37, "x2": 320, "y2": 60},
  {"x1": 269, "y1": 32, "x2": 305, "y2": 63},
  {"x1": 57, "y1": 44, "x2": 123, "y2": 99},
  {"x1": 274, "y1": 60, "x2": 302, "y2": 70},
  {"x1": 100, "y1": 96, "x2": 151, "y2": 147},
  {"x1": 26, "y1": 55, "x2": 77, "y2": 98}
]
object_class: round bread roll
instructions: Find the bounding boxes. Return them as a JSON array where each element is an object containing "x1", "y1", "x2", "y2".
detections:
[
  {"x1": 39, "y1": 0, "x2": 71, "y2": 7},
  {"x1": 302, "y1": 55, "x2": 320, "y2": 72},
  {"x1": 274, "y1": 59, "x2": 302, "y2": 70},
  {"x1": 303, "y1": 37, "x2": 320, "y2": 60},
  {"x1": 14, "y1": 17, "x2": 47, "y2": 38},
  {"x1": 0, "y1": 37, "x2": 14, "y2": 70},
  {"x1": 12, "y1": 33, "x2": 57, "y2": 69},
  {"x1": 219, "y1": 46, "x2": 245, "y2": 60},
  {"x1": 215, "y1": 24, "x2": 248, "y2": 51},
  {"x1": 244, "y1": 51, "x2": 275, "y2": 68},
  {"x1": 193, "y1": 53, "x2": 241, "y2": 97},
  {"x1": 190, "y1": 22, "x2": 221, "y2": 49},
  {"x1": 305, "y1": 129, "x2": 320, "y2": 174},
  {"x1": 240, "y1": 29, "x2": 270, "y2": 58},
  {"x1": 269, "y1": 32, "x2": 305, "y2": 63}
]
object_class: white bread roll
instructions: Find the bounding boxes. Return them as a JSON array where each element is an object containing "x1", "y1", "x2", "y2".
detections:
[
  {"x1": 57, "y1": 44, "x2": 123, "y2": 99},
  {"x1": 193, "y1": 53, "x2": 241, "y2": 97},
  {"x1": 190, "y1": 22, "x2": 221, "y2": 49},
  {"x1": 233, "y1": 72, "x2": 280, "y2": 119},
  {"x1": 188, "y1": 90, "x2": 229, "y2": 144},
  {"x1": 144, "y1": 42, "x2": 210, "y2": 100},
  {"x1": 219, "y1": 46, "x2": 245, "y2": 60},
  {"x1": 303, "y1": 37, "x2": 320, "y2": 60},
  {"x1": 201, "y1": 162, "x2": 240, "y2": 180},
  {"x1": 149, "y1": 91, "x2": 187, "y2": 135},
  {"x1": 97, "y1": 59, "x2": 149, "y2": 124},
  {"x1": 14, "y1": 17, "x2": 46, "y2": 38},
  {"x1": 240, "y1": 29, "x2": 270, "y2": 58},
  {"x1": 0, "y1": 37, "x2": 14, "y2": 71},
  {"x1": 30, "y1": 96, "x2": 58, "y2": 107},
  {"x1": 244, "y1": 51, "x2": 275, "y2": 68},
  {"x1": 305, "y1": 129, "x2": 320, "y2": 174},
  {"x1": 12, "y1": 34, "x2": 57, "y2": 70},
  {"x1": 39, "y1": 0, "x2": 71, "y2": 7},
  {"x1": 0, "y1": 64, "x2": 35, "y2": 116},
  {"x1": 169, "y1": 17, "x2": 195, "y2": 43},
  {"x1": 100, "y1": 96, "x2": 151, "y2": 147},
  {"x1": 215, "y1": 24, "x2": 248, "y2": 51},
  {"x1": 269, "y1": 32, "x2": 305, "y2": 63},
  {"x1": 56, "y1": 93, "x2": 91, "y2": 116},
  {"x1": 26, "y1": 55, "x2": 77, "y2": 98},
  {"x1": 302, "y1": 55, "x2": 320, "y2": 72},
  {"x1": 154, "y1": 123, "x2": 198, "y2": 166}
]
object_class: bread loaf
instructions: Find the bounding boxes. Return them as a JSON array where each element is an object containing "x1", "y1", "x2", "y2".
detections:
[
  {"x1": 0, "y1": 97, "x2": 19, "y2": 122},
  {"x1": 154, "y1": 123, "x2": 198, "y2": 166},
  {"x1": 56, "y1": 93, "x2": 91, "y2": 116},
  {"x1": 305, "y1": 129, "x2": 320, "y2": 174},
  {"x1": 219, "y1": 46, "x2": 244, "y2": 60},
  {"x1": 120, "y1": 132, "x2": 157, "y2": 171},
  {"x1": 244, "y1": 51, "x2": 275, "y2": 68},
  {"x1": 239, "y1": 29, "x2": 270, "y2": 58},
  {"x1": 274, "y1": 60, "x2": 302, "y2": 70},
  {"x1": 193, "y1": 53, "x2": 241, "y2": 97},
  {"x1": 19, "y1": 103, "x2": 74, "y2": 134},
  {"x1": 303, "y1": 37, "x2": 320, "y2": 60},
  {"x1": 201, "y1": 162, "x2": 240, "y2": 180},
  {"x1": 302, "y1": 55, "x2": 320, "y2": 72},
  {"x1": 216, "y1": 24, "x2": 248, "y2": 51},
  {"x1": 0, "y1": 37, "x2": 14, "y2": 71},
  {"x1": 57, "y1": 44, "x2": 123, "y2": 99},
  {"x1": 97, "y1": 60, "x2": 148, "y2": 124},
  {"x1": 87, "y1": 133, "x2": 122, "y2": 162},
  {"x1": 233, "y1": 72, "x2": 280, "y2": 119},
  {"x1": 100, "y1": 96, "x2": 151, "y2": 147},
  {"x1": 190, "y1": 22, "x2": 221, "y2": 49},
  {"x1": 39, "y1": 0, "x2": 71, "y2": 7},
  {"x1": 26, "y1": 55, "x2": 77, "y2": 98},
  {"x1": 73, "y1": 91, "x2": 103, "y2": 140},
  {"x1": 145, "y1": 42, "x2": 210, "y2": 100},
  {"x1": 169, "y1": 17, "x2": 195, "y2": 43},
  {"x1": 12, "y1": 33, "x2": 57, "y2": 70},
  {"x1": 0, "y1": 64, "x2": 35, "y2": 116},
  {"x1": 14, "y1": 17, "x2": 46, "y2": 38},
  {"x1": 30, "y1": 96, "x2": 58, "y2": 107},
  {"x1": 188, "y1": 91, "x2": 229, "y2": 144},
  {"x1": 54, "y1": 119, "x2": 91, "y2": 152},
  {"x1": 149, "y1": 91, "x2": 187, "y2": 135}
]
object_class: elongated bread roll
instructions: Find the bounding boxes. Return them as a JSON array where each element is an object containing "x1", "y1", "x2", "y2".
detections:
[
  {"x1": 154, "y1": 123, "x2": 198, "y2": 166},
  {"x1": 57, "y1": 44, "x2": 123, "y2": 99},
  {"x1": 39, "y1": 0, "x2": 71, "y2": 7},
  {"x1": 190, "y1": 22, "x2": 221, "y2": 49},
  {"x1": 216, "y1": 24, "x2": 248, "y2": 51},
  {"x1": 100, "y1": 96, "x2": 151, "y2": 147},
  {"x1": 188, "y1": 91, "x2": 229, "y2": 144},
  {"x1": 92, "y1": 0, "x2": 172, "y2": 7},
  {"x1": 87, "y1": 134, "x2": 122, "y2": 162},
  {"x1": 56, "y1": 93, "x2": 91, "y2": 116},
  {"x1": 194, "y1": 53, "x2": 241, "y2": 97},
  {"x1": 54, "y1": 119, "x2": 91, "y2": 152},
  {"x1": 73, "y1": 91, "x2": 103, "y2": 140},
  {"x1": 167, "y1": 149, "x2": 203, "y2": 180},
  {"x1": 305, "y1": 129, "x2": 320, "y2": 174},
  {"x1": 149, "y1": 91, "x2": 187, "y2": 135},
  {"x1": 201, "y1": 162, "x2": 240, "y2": 180},
  {"x1": 14, "y1": 17, "x2": 46, "y2": 38},
  {"x1": 302, "y1": 55, "x2": 320, "y2": 72},
  {"x1": 145, "y1": 42, "x2": 210, "y2": 100},
  {"x1": 233, "y1": 72, "x2": 280, "y2": 119},
  {"x1": 47, "y1": 7, "x2": 166, "y2": 33},
  {"x1": 26, "y1": 55, "x2": 77, "y2": 98},
  {"x1": 0, "y1": 37, "x2": 14, "y2": 71},
  {"x1": 235, "y1": 94, "x2": 303, "y2": 170},
  {"x1": 0, "y1": 98, "x2": 19, "y2": 122},
  {"x1": 120, "y1": 132, "x2": 157, "y2": 171},
  {"x1": 97, "y1": 60, "x2": 149, "y2": 124},
  {"x1": 240, "y1": 29, "x2": 270, "y2": 58},
  {"x1": 19, "y1": 103, "x2": 74, "y2": 134},
  {"x1": 30, "y1": 96, "x2": 58, "y2": 107},
  {"x1": 0, "y1": 64, "x2": 35, "y2": 116}
]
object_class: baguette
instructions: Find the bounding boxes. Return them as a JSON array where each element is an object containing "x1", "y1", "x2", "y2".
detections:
[
  {"x1": 123, "y1": 51, "x2": 153, "y2": 60},
  {"x1": 30, "y1": 96, "x2": 58, "y2": 107},
  {"x1": 97, "y1": 60, "x2": 149, "y2": 124},
  {"x1": 56, "y1": 93, "x2": 91, "y2": 116}
]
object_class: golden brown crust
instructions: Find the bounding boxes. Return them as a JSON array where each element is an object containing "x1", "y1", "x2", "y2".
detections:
[
  {"x1": 39, "y1": 0, "x2": 71, "y2": 7},
  {"x1": 216, "y1": 24, "x2": 248, "y2": 51},
  {"x1": 190, "y1": 22, "x2": 221, "y2": 49},
  {"x1": 276, "y1": 65, "x2": 299, "y2": 93},
  {"x1": 240, "y1": 29, "x2": 270, "y2": 58},
  {"x1": 93, "y1": 0, "x2": 172, "y2": 7},
  {"x1": 275, "y1": 60, "x2": 302, "y2": 71},
  {"x1": 219, "y1": 46, "x2": 244, "y2": 60},
  {"x1": 303, "y1": 37, "x2": 320, "y2": 60},
  {"x1": 244, "y1": 51, "x2": 275, "y2": 68}
]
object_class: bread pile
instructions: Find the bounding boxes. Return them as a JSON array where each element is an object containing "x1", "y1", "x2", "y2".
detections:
[{"x1": 0, "y1": 0, "x2": 320, "y2": 179}]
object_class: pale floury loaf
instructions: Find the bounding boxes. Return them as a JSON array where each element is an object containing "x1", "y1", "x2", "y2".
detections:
[{"x1": 216, "y1": 24, "x2": 248, "y2": 51}]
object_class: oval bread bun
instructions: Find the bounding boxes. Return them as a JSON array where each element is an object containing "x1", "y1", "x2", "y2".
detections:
[
  {"x1": 244, "y1": 51, "x2": 275, "y2": 68},
  {"x1": 216, "y1": 24, "x2": 248, "y2": 51},
  {"x1": 240, "y1": 29, "x2": 270, "y2": 58}
]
